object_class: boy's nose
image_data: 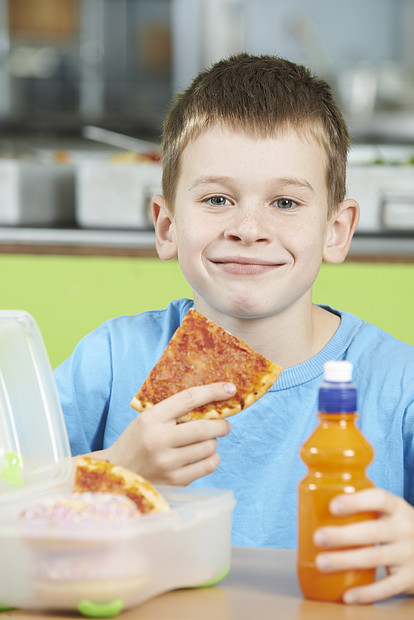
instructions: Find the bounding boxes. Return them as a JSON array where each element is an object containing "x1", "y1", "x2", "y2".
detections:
[{"x1": 224, "y1": 205, "x2": 271, "y2": 244}]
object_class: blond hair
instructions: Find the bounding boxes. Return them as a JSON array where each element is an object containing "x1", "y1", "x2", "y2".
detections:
[{"x1": 161, "y1": 53, "x2": 350, "y2": 216}]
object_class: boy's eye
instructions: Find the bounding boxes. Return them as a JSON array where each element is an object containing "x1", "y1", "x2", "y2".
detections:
[
  {"x1": 276, "y1": 198, "x2": 296, "y2": 210},
  {"x1": 207, "y1": 195, "x2": 230, "y2": 207}
]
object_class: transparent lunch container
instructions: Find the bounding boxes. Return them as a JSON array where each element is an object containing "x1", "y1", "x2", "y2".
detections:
[{"x1": 0, "y1": 311, "x2": 235, "y2": 618}]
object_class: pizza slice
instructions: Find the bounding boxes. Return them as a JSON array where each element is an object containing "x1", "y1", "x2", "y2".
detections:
[
  {"x1": 74, "y1": 456, "x2": 170, "y2": 514},
  {"x1": 130, "y1": 308, "x2": 282, "y2": 423}
]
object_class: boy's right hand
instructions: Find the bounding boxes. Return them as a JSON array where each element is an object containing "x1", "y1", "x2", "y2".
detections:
[{"x1": 99, "y1": 382, "x2": 235, "y2": 486}]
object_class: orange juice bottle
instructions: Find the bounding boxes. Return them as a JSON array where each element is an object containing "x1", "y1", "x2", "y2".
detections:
[{"x1": 297, "y1": 360, "x2": 376, "y2": 602}]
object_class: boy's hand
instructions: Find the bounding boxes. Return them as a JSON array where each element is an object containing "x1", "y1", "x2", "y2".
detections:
[
  {"x1": 102, "y1": 382, "x2": 235, "y2": 486},
  {"x1": 314, "y1": 488, "x2": 414, "y2": 604}
]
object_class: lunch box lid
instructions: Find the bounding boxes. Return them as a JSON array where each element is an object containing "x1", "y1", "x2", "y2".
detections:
[{"x1": 0, "y1": 310, "x2": 72, "y2": 511}]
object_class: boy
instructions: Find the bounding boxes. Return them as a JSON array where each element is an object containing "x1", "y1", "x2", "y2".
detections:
[{"x1": 55, "y1": 54, "x2": 414, "y2": 604}]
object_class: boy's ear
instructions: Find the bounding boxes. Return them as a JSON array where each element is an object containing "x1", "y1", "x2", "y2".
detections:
[
  {"x1": 151, "y1": 194, "x2": 178, "y2": 260},
  {"x1": 323, "y1": 199, "x2": 360, "y2": 264}
]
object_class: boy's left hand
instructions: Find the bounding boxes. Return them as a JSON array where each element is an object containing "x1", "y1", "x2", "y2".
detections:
[{"x1": 313, "y1": 488, "x2": 414, "y2": 604}]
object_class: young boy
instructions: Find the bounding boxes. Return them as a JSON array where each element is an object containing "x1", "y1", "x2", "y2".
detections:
[{"x1": 54, "y1": 53, "x2": 414, "y2": 604}]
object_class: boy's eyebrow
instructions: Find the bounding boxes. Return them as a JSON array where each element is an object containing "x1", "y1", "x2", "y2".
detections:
[
  {"x1": 188, "y1": 175, "x2": 233, "y2": 190},
  {"x1": 189, "y1": 175, "x2": 314, "y2": 193},
  {"x1": 271, "y1": 177, "x2": 314, "y2": 193}
]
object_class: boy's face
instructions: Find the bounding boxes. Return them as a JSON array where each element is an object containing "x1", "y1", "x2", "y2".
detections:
[{"x1": 157, "y1": 124, "x2": 339, "y2": 321}]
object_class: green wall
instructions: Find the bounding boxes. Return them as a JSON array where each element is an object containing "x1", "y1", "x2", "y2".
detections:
[{"x1": 1, "y1": 254, "x2": 413, "y2": 369}]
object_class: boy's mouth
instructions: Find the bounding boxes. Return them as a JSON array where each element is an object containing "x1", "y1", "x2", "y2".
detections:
[{"x1": 209, "y1": 256, "x2": 282, "y2": 275}]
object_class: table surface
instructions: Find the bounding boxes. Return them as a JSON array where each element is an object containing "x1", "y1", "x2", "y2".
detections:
[{"x1": 4, "y1": 547, "x2": 413, "y2": 620}]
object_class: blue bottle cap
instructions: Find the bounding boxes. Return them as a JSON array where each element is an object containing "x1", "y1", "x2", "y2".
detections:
[{"x1": 319, "y1": 382, "x2": 357, "y2": 412}]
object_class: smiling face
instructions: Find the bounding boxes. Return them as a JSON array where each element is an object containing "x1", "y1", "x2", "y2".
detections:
[{"x1": 154, "y1": 124, "x2": 350, "y2": 323}]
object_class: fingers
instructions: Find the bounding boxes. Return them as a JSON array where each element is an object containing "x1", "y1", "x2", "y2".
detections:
[
  {"x1": 314, "y1": 517, "x2": 389, "y2": 549},
  {"x1": 315, "y1": 540, "x2": 414, "y2": 604},
  {"x1": 139, "y1": 436, "x2": 222, "y2": 486},
  {"x1": 123, "y1": 382, "x2": 237, "y2": 485},
  {"x1": 160, "y1": 447, "x2": 222, "y2": 486},
  {"x1": 329, "y1": 488, "x2": 399, "y2": 517},
  {"x1": 135, "y1": 410, "x2": 230, "y2": 457},
  {"x1": 131, "y1": 407, "x2": 230, "y2": 485},
  {"x1": 314, "y1": 490, "x2": 414, "y2": 550},
  {"x1": 171, "y1": 417, "x2": 231, "y2": 447},
  {"x1": 312, "y1": 490, "x2": 414, "y2": 604},
  {"x1": 342, "y1": 569, "x2": 414, "y2": 605},
  {"x1": 141, "y1": 382, "x2": 237, "y2": 424},
  {"x1": 316, "y1": 540, "x2": 411, "y2": 573},
  {"x1": 143, "y1": 436, "x2": 218, "y2": 476}
]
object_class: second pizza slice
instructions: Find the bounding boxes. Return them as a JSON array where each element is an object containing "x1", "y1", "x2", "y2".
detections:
[{"x1": 130, "y1": 308, "x2": 282, "y2": 423}]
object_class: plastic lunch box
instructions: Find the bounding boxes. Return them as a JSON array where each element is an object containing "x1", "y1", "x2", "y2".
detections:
[{"x1": 0, "y1": 311, "x2": 235, "y2": 617}]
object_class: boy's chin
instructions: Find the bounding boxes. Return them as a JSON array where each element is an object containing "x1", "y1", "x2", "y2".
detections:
[{"x1": 216, "y1": 301, "x2": 277, "y2": 321}]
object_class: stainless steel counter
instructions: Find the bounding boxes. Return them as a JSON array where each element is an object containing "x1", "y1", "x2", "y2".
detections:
[
  {"x1": 349, "y1": 232, "x2": 414, "y2": 261},
  {"x1": 0, "y1": 226, "x2": 156, "y2": 248},
  {"x1": 0, "y1": 226, "x2": 157, "y2": 257}
]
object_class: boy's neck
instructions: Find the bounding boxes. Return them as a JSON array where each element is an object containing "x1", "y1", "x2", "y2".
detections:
[{"x1": 193, "y1": 298, "x2": 340, "y2": 368}]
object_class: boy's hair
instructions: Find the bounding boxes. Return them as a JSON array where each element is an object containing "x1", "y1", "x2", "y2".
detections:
[{"x1": 161, "y1": 53, "x2": 350, "y2": 216}]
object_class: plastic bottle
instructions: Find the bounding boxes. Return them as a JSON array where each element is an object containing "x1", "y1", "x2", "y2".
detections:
[{"x1": 297, "y1": 360, "x2": 376, "y2": 602}]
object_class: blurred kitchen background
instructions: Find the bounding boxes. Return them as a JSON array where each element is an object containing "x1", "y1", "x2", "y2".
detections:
[{"x1": 0, "y1": 0, "x2": 414, "y2": 256}]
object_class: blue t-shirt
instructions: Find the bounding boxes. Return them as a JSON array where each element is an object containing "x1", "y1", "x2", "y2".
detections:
[{"x1": 54, "y1": 298, "x2": 414, "y2": 548}]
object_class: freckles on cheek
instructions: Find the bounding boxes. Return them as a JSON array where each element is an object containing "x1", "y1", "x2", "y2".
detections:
[
  {"x1": 286, "y1": 228, "x2": 314, "y2": 252},
  {"x1": 176, "y1": 226, "x2": 192, "y2": 248}
]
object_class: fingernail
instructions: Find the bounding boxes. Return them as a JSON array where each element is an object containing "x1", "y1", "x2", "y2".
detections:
[
  {"x1": 330, "y1": 498, "x2": 344, "y2": 514},
  {"x1": 315, "y1": 554, "x2": 331, "y2": 571},
  {"x1": 343, "y1": 591, "x2": 357, "y2": 604},
  {"x1": 314, "y1": 530, "x2": 328, "y2": 546},
  {"x1": 224, "y1": 383, "x2": 237, "y2": 394}
]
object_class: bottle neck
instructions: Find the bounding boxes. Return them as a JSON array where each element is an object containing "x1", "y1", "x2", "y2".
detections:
[{"x1": 317, "y1": 412, "x2": 358, "y2": 421}]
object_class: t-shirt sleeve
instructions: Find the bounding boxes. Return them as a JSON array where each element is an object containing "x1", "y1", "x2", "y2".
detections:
[{"x1": 53, "y1": 323, "x2": 113, "y2": 456}]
